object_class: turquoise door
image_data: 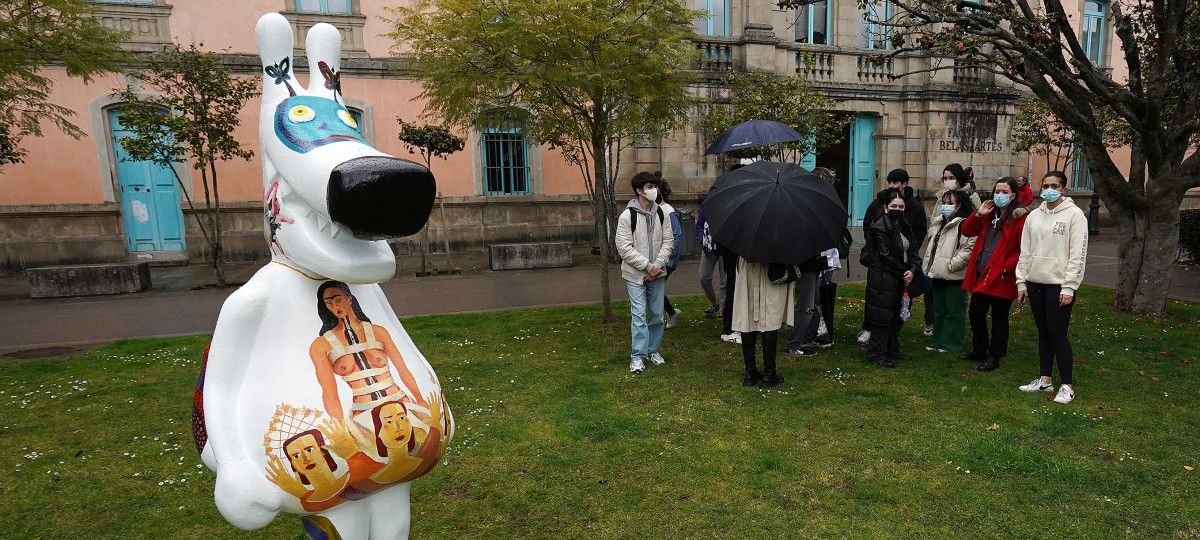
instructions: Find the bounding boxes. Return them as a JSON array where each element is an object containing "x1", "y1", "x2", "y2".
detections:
[
  {"x1": 800, "y1": 136, "x2": 817, "y2": 170},
  {"x1": 109, "y1": 109, "x2": 186, "y2": 252},
  {"x1": 847, "y1": 115, "x2": 877, "y2": 226}
]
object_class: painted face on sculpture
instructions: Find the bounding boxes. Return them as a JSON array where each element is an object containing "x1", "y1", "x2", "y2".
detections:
[
  {"x1": 322, "y1": 288, "x2": 352, "y2": 319},
  {"x1": 377, "y1": 402, "x2": 413, "y2": 450},
  {"x1": 285, "y1": 433, "x2": 328, "y2": 481},
  {"x1": 274, "y1": 95, "x2": 363, "y2": 154}
]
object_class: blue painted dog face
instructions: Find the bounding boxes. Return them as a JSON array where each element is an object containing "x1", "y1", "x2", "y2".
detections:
[{"x1": 273, "y1": 95, "x2": 364, "y2": 154}]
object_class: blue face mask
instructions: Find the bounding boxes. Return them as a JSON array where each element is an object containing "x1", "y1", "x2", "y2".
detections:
[
  {"x1": 940, "y1": 204, "x2": 956, "y2": 218},
  {"x1": 992, "y1": 193, "x2": 1012, "y2": 208},
  {"x1": 1041, "y1": 188, "x2": 1062, "y2": 202}
]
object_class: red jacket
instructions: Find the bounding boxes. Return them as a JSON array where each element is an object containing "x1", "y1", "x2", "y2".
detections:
[
  {"x1": 1017, "y1": 184, "x2": 1034, "y2": 207},
  {"x1": 960, "y1": 210, "x2": 1027, "y2": 299}
]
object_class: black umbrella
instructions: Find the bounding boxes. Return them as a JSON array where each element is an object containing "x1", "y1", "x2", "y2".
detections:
[
  {"x1": 704, "y1": 119, "x2": 805, "y2": 155},
  {"x1": 701, "y1": 161, "x2": 848, "y2": 265}
]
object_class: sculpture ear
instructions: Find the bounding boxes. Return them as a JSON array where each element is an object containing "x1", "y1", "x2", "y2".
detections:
[
  {"x1": 256, "y1": 12, "x2": 298, "y2": 103},
  {"x1": 305, "y1": 23, "x2": 343, "y2": 102}
]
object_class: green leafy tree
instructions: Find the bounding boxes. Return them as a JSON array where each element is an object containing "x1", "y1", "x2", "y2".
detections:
[
  {"x1": 700, "y1": 71, "x2": 850, "y2": 162},
  {"x1": 778, "y1": 0, "x2": 1200, "y2": 315},
  {"x1": 396, "y1": 120, "x2": 465, "y2": 169},
  {"x1": 113, "y1": 44, "x2": 258, "y2": 287},
  {"x1": 396, "y1": 120, "x2": 465, "y2": 274},
  {"x1": 0, "y1": 0, "x2": 127, "y2": 166},
  {"x1": 388, "y1": 0, "x2": 699, "y2": 322}
]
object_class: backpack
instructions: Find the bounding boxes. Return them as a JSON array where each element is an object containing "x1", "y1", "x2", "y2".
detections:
[
  {"x1": 628, "y1": 206, "x2": 665, "y2": 234},
  {"x1": 836, "y1": 228, "x2": 852, "y2": 260}
]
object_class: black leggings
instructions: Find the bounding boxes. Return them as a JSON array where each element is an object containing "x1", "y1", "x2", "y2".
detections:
[
  {"x1": 1028, "y1": 283, "x2": 1075, "y2": 385},
  {"x1": 741, "y1": 330, "x2": 778, "y2": 374},
  {"x1": 968, "y1": 292, "x2": 1012, "y2": 359},
  {"x1": 664, "y1": 267, "x2": 676, "y2": 316},
  {"x1": 721, "y1": 255, "x2": 738, "y2": 335}
]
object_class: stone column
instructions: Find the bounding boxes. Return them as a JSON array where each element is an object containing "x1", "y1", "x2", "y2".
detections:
[{"x1": 741, "y1": 0, "x2": 779, "y2": 71}]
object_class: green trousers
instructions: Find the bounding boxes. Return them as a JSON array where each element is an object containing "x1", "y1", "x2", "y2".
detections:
[{"x1": 931, "y1": 279, "x2": 967, "y2": 351}]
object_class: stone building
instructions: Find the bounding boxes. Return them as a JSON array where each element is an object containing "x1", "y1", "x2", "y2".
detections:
[{"x1": 0, "y1": 0, "x2": 1060, "y2": 272}]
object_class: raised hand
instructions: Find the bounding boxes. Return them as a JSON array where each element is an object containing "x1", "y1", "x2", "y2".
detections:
[
  {"x1": 978, "y1": 200, "x2": 995, "y2": 216},
  {"x1": 264, "y1": 455, "x2": 308, "y2": 499},
  {"x1": 319, "y1": 418, "x2": 358, "y2": 458}
]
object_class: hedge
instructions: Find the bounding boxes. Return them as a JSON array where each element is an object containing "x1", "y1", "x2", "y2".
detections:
[{"x1": 1181, "y1": 209, "x2": 1200, "y2": 261}]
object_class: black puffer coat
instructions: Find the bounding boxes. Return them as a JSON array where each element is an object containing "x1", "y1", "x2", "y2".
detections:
[{"x1": 860, "y1": 212, "x2": 922, "y2": 329}]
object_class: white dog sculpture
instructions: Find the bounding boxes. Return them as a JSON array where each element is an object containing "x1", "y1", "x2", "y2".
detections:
[{"x1": 193, "y1": 13, "x2": 452, "y2": 539}]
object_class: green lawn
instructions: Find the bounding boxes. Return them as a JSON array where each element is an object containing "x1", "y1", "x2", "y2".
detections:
[{"x1": 1, "y1": 285, "x2": 1198, "y2": 539}]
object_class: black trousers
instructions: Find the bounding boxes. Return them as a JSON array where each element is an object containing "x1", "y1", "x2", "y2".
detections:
[
  {"x1": 1028, "y1": 283, "x2": 1075, "y2": 385},
  {"x1": 741, "y1": 330, "x2": 778, "y2": 374},
  {"x1": 721, "y1": 255, "x2": 738, "y2": 335},
  {"x1": 968, "y1": 292, "x2": 1012, "y2": 360}
]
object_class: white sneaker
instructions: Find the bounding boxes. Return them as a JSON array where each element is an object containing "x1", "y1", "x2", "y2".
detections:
[
  {"x1": 721, "y1": 332, "x2": 742, "y2": 344},
  {"x1": 665, "y1": 309, "x2": 682, "y2": 329},
  {"x1": 1019, "y1": 378, "x2": 1054, "y2": 393},
  {"x1": 857, "y1": 330, "x2": 871, "y2": 344},
  {"x1": 923, "y1": 324, "x2": 935, "y2": 336},
  {"x1": 1053, "y1": 385, "x2": 1075, "y2": 404},
  {"x1": 649, "y1": 352, "x2": 666, "y2": 365},
  {"x1": 629, "y1": 357, "x2": 645, "y2": 374}
]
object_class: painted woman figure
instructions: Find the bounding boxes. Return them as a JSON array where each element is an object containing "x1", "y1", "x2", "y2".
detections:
[
  {"x1": 366, "y1": 396, "x2": 447, "y2": 485},
  {"x1": 309, "y1": 281, "x2": 431, "y2": 442},
  {"x1": 264, "y1": 424, "x2": 380, "y2": 512}
]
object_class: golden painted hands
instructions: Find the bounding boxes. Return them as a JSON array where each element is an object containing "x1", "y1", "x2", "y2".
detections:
[
  {"x1": 319, "y1": 417, "x2": 359, "y2": 457},
  {"x1": 265, "y1": 455, "x2": 308, "y2": 499}
]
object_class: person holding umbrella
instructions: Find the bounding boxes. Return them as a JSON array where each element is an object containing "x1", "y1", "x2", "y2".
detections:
[
  {"x1": 701, "y1": 161, "x2": 848, "y2": 387},
  {"x1": 732, "y1": 256, "x2": 795, "y2": 387},
  {"x1": 615, "y1": 172, "x2": 673, "y2": 374},
  {"x1": 861, "y1": 189, "x2": 922, "y2": 368}
]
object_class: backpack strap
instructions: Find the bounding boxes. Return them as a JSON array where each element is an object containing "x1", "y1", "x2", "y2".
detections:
[{"x1": 629, "y1": 206, "x2": 665, "y2": 235}]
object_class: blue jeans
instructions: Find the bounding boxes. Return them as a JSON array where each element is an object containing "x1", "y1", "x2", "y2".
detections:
[{"x1": 626, "y1": 277, "x2": 666, "y2": 360}]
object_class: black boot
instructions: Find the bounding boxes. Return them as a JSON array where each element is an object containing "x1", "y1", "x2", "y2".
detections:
[
  {"x1": 976, "y1": 357, "x2": 1000, "y2": 372},
  {"x1": 743, "y1": 370, "x2": 762, "y2": 387},
  {"x1": 960, "y1": 351, "x2": 985, "y2": 361},
  {"x1": 872, "y1": 357, "x2": 897, "y2": 369},
  {"x1": 758, "y1": 371, "x2": 785, "y2": 388}
]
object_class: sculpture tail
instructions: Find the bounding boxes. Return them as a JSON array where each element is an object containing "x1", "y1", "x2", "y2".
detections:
[
  {"x1": 192, "y1": 341, "x2": 212, "y2": 462},
  {"x1": 302, "y1": 515, "x2": 344, "y2": 540}
]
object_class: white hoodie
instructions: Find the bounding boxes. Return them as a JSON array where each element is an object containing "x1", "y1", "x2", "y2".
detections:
[{"x1": 1015, "y1": 197, "x2": 1088, "y2": 297}]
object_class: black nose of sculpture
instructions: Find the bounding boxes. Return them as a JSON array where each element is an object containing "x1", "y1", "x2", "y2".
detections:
[{"x1": 327, "y1": 156, "x2": 436, "y2": 240}]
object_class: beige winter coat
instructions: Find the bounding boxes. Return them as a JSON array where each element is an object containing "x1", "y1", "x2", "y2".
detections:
[
  {"x1": 731, "y1": 258, "x2": 795, "y2": 333},
  {"x1": 615, "y1": 199, "x2": 673, "y2": 285},
  {"x1": 922, "y1": 215, "x2": 976, "y2": 281},
  {"x1": 934, "y1": 187, "x2": 983, "y2": 212},
  {"x1": 1016, "y1": 197, "x2": 1088, "y2": 297}
]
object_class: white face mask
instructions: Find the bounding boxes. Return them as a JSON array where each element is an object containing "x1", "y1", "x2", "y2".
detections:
[
  {"x1": 642, "y1": 188, "x2": 658, "y2": 202},
  {"x1": 943, "y1": 179, "x2": 958, "y2": 191}
]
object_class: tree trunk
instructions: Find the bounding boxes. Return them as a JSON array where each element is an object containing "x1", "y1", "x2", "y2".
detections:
[
  {"x1": 591, "y1": 135, "x2": 614, "y2": 323},
  {"x1": 1108, "y1": 186, "x2": 1182, "y2": 315},
  {"x1": 209, "y1": 160, "x2": 226, "y2": 287}
]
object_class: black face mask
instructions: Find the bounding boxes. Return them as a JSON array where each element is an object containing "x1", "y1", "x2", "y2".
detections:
[{"x1": 887, "y1": 209, "x2": 904, "y2": 220}]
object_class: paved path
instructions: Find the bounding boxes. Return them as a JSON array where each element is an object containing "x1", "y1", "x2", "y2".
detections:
[{"x1": 1, "y1": 235, "x2": 1196, "y2": 356}]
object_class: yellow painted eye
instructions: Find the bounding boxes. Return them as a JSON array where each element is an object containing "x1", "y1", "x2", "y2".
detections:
[
  {"x1": 288, "y1": 105, "x2": 315, "y2": 123},
  {"x1": 338, "y1": 109, "x2": 358, "y2": 129}
]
